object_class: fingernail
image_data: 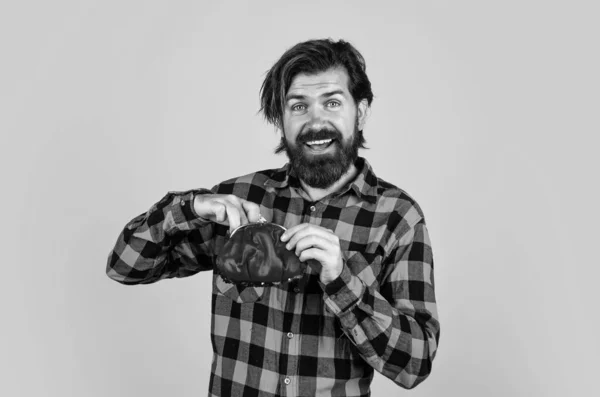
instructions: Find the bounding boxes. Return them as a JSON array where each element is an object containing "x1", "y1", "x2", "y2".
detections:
[
  {"x1": 286, "y1": 244, "x2": 291, "y2": 250},
  {"x1": 281, "y1": 234, "x2": 287, "y2": 241}
]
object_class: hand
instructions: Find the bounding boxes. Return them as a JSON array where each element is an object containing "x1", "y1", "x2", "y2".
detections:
[
  {"x1": 193, "y1": 194, "x2": 261, "y2": 234},
  {"x1": 280, "y1": 224, "x2": 343, "y2": 285}
]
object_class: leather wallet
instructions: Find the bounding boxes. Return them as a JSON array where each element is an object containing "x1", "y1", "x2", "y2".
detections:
[{"x1": 215, "y1": 219, "x2": 305, "y2": 286}]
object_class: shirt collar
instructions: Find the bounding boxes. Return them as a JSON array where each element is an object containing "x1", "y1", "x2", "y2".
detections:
[{"x1": 264, "y1": 157, "x2": 379, "y2": 204}]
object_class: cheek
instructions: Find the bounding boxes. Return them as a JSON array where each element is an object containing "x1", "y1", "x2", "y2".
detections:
[
  {"x1": 282, "y1": 120, "x2": 302, "y2": 140},
  {"x1": 332, "y1": 114, "x2": 356, "y2": 136}
]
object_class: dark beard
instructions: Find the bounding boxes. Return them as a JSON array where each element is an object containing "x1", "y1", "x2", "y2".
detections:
[{"x1": 275, "y1": 122, "x2": 364, "y2": 189}]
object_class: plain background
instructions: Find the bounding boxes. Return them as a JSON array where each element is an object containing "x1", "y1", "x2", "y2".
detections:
[{"x1": 1, "y1": 1, "x2": 598, "y2": 396}]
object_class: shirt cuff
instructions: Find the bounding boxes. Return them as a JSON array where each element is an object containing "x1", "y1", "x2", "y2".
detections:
[
  {"x1": 320, "y1": 262, "x2": 365, "y2": 315},
  {"x1": 170, "y1": 189, "x2": 213, "y2": 228}
]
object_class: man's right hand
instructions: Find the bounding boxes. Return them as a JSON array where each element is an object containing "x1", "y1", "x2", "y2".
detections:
[{"x1": 193, "y1": 194, "x2": 261, "y2": 234}]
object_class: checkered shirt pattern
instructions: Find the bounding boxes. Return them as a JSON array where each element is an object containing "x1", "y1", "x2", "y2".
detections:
[{"x1": 107, "y1": 157, "x2": 440, "y2": 396}]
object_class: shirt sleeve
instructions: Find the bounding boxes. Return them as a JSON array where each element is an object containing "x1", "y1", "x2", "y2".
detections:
[
  {"x1": 106, "y1": 188, "x2": 217, "y2": 285},
  {"x1": 321, "y1": 218, "x2": 440, "y2": 389}
]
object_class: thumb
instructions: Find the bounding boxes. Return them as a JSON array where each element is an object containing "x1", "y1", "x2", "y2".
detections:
[{"x1": 210, "y1": 202, "x2": 228, "y2": 223}]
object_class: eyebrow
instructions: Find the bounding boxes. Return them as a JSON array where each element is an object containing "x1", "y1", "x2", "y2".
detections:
[{"x1": 285, "y1": 89, "x2": 346, "y2": 102}]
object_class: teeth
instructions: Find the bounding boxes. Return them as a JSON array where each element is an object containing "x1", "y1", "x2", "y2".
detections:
[{"x1": 306, "y1": 139, "x2": 333, "y2": 146}]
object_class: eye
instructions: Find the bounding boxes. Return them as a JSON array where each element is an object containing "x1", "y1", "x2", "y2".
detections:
[
  {"x1": 291, "y1": 103, "x2": 306, "y2": 112},
  {"x1": 326, "y1": 100, "x2": 341, "y2": 108}
]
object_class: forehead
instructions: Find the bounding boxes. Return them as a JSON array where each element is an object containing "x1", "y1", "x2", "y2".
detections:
[{"x1": 287, "y1": 68, "x2": 351, "y2": 97}]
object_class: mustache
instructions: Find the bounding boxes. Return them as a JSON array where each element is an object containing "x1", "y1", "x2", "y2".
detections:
[{"x1": 297, "y1": 128, "x2": 341, "y2": 144}]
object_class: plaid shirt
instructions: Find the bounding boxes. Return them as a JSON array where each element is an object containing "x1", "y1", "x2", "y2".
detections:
[{"x1": 107, "y1": 157, "x2": 440, "y2": 397}]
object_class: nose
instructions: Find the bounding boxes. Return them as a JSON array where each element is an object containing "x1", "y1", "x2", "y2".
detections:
[{"x1": 305, "y1": 106, "x2": 329, "y2": 131}]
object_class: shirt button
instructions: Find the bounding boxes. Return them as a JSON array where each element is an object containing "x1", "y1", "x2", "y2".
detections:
[
  {"x1": 284, "y1": 377, "x2": 291, "y2": 385},
  {"x1": 293, "y1": 287, "x2": 300, "y2": 293},
  {"x1": 287, "y1": 332, "x2": 293, "y2": 339},
  {"x1": 309, "y1": 205, "x2": 316, "y2": 212}
]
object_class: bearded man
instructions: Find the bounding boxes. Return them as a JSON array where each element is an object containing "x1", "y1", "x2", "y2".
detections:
[{"x1": 107, "y1": 39, "x2": 440, "y2": 397}]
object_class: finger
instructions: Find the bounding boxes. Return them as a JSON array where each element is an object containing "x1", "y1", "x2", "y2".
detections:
[
  {"x1": 224, "y1": 194, "x2": 248, "y2": 227},
  {"x1": 240, "y1": 199, "x2": 261, "y2": 223},
  {"x1": 280, "y1": 223, "x2": 309, "y2": 242},
  {"x1": 285, "y1": 226, "x2": 337, "y2": 250},
  {"x1": 298, "y1": 248, "x2": 328, "y2": 264},
  {"x1": 226, "y1": 195, "x2": 249, "y2": 226},
  {"x1": 282, "y1": 223, "x2": 322, "y2": 246},
  {"x1": 285, "y1": 227, "x2": 319, "y2": 251},
  {"x1": 209, "y1": 201, "x2": 228, "y2": 224},
  {"x1": 224, "y1": 203, "x2": 242, "y2": 233},
  {"x1": 293, "y1": 235, "x2": 335, "y2": 256}
]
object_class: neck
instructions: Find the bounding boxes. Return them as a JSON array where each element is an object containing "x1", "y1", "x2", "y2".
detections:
[{"x1": 299, "y1": 163, "x2": 358, "y2": 202}]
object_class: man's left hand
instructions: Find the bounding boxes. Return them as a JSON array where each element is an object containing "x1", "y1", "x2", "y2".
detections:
[{"x1": 280, "y1": 224, "x2": 343, "y2": 285}]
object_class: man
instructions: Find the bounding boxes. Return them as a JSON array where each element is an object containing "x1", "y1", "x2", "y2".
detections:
[{"x1": 107, "y1": 39, "x2": 440, "y2": 396}]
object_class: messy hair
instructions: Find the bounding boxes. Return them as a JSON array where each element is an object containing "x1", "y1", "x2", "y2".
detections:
[{"x1": 259, "y1": 38, "x2": 374, "y2": 129}]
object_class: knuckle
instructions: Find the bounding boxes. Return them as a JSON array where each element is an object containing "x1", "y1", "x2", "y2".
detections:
[{"x1": 226, "y1": 194, "x2": 239, "y2": 203}]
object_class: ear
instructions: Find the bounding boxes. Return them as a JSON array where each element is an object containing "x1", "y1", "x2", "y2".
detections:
[{"x1": 356, "y1": 99, "x2": 369, "y2": 130}]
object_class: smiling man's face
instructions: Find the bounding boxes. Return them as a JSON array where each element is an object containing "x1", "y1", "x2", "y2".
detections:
[{"x1": 279, "y1": 67, "x2": 368, "y2": 189}]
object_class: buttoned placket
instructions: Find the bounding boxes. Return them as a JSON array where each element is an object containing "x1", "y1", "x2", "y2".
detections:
[
  {"x1": 306, "y1": 201, "x2": 321, "y2": 225},
  {"x1": 280, "y1": 200, "x2": 322, "y2": 397},
  {"x1": 280, "y1": 281, "x2": 303, "y2": 397}
]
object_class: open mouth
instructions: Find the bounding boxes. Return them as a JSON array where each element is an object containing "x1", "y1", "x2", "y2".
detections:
[{"x1": 304, "y1": 138, "x2": 335, "y2": 151}]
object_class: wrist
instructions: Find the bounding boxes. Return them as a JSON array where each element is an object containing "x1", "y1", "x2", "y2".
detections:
[
  {"x1": 319, "y1": 258, "x2": 344, "y2": 285},
  {"x1": 320, "y1": 265, "x2": 343, "y2": 285}
]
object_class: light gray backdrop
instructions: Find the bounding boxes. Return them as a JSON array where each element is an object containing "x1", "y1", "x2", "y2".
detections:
[{"x1": 1, "y1": 1, "x2": 598, "y2": 396}]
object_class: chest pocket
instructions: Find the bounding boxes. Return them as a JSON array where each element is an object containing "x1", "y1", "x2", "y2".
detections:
[
  {"x1": 213, "y1": 274, "x2": 269, "y2": 304},
  {"x1": 343, "y1": 251, "x2": 383, "y2": 289}
]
